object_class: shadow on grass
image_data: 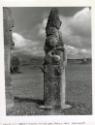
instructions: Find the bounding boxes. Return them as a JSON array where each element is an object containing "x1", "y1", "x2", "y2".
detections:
[{"x1": 14, "y1": 96, "x2": 44, "y2": 105}]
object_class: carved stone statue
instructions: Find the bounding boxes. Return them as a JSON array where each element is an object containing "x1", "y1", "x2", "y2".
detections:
[{"x1": 42, "y1": 8, "x2": 68, "y2": 110}]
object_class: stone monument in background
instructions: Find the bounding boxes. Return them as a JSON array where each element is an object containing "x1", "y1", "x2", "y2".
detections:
[{"x1": 3, "y1": 7, "x2": 14, "y2": 111}]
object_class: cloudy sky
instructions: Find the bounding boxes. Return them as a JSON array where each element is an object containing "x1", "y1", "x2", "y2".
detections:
[{"x1": 11, "y1": 7, "x2": 91, "y2": 59}]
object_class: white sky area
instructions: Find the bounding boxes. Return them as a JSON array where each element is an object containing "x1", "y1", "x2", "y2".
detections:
[{"x1": 12, "y1": 7, "x2": 91, "y2": 59}]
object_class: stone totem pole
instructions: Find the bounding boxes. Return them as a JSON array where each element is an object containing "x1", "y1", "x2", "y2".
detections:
[{"x1": 43, "y1": 8, "x2": 69, "y2": 110}]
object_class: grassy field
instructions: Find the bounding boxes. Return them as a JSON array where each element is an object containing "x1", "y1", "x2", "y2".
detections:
[{"x1": 6, "y1": 61, "x2": 92, "y2": 115}]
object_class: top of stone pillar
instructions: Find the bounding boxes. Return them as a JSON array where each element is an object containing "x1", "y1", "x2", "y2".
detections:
[
  {"x1": 3, "y1": 8, "x2": 14, "y2": 30},
  {"x1": 3, "y1": 8, "x2": 14, "y2": 46},
  {"x1": 46, "y1": 8, "x2": 62, "y2": 31}
]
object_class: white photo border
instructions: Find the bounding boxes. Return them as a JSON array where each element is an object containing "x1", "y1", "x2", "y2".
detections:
[{"x1": 0, "y1": 0, "x2": 95, "y2": 124}]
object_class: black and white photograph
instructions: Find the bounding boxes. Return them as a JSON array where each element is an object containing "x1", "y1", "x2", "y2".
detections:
[{"x1": 4, "y1": 6, "x2": 92, "y2": 115}]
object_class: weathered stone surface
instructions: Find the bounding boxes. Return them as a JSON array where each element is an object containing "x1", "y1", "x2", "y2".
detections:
[
  {"x1": 44, "y1": 64, "x2": 61, "y2": 108},
  {"x1": 43, "y1": 8, "x2": 66, "y2": 109},
  {"x1": 3, "y1": 7, "x2": 14, "y2": 111},
  {"x1": 46, "y1": 8, "x2": 62, "y2": 30},
  {"x1": 3, "y1": 7, "x2": 14, "y2": 86}
]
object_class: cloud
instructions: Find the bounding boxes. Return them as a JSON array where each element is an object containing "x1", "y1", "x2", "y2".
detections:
[
  {"x1": 70, "y1": 8, "x2": 91, "y2": 37},
  {"x1": 60, "y1": 7, "x2": 91, "y2": 58},
  {"x1": 60, "y1": 8, "x2": 91, "y2": 36},
  {"x1": 12, "y1": 31, "x2": 91, "y2": 59},
  {"x1": 12, "y1": 8, "x2": 91, "y2": 58},
  {"x1": 37, "y1": 18, "x2": 47, "y2": 38},
  {"x1": 65, "y1": 45, "x2": 91, "y2": 59},
  {"x1": 66, "y1": 45, "x2": 79, "y2": 55},
  {"x1": 12, "y1": 32, "x2": 44, "y2": 56},
  {"x1": 60, "y1": 7, "x2": 91, "y2": 47},
  {"x1": 12, "y1": 32, "x2": 27, "y2": 48}
]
